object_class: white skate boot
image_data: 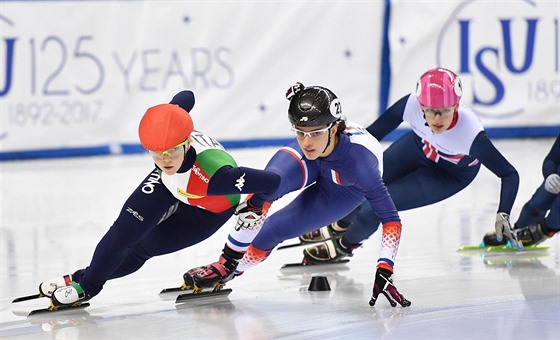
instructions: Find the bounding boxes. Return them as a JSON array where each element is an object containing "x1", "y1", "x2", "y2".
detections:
[
  {"x1": 39, "y1": 274, "x2": 73, "y2": 297},
  {"x1": 51, "y1": 281, "x2": 91, "y2": 308}
]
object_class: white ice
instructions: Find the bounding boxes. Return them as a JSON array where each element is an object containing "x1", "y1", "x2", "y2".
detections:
[{"x1": 1, "y1": 138, "x2": 559, "y2": 339}]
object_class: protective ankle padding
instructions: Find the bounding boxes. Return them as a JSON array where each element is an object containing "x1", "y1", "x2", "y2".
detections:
[{"x1": 223, "y1": 245, "x2": 244, "y2": 261}]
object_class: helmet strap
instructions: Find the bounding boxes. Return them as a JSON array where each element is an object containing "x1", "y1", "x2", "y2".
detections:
[{"x1": 320, "y1": 124, "x2": 336, "y2": 155}]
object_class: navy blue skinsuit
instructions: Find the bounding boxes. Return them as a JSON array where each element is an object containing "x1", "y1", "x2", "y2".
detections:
[
  {"x1": 515, "y1": 135, "x2": 559, "y2": 230},
  {"x1": 339, "y1": 94, "x2": 519, "y2": 245},
  {"x1": 70, "y1": 92, "x2": 281, "y2": 298}
]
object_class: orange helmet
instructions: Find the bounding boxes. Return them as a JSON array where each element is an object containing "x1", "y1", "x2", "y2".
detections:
[{"x1": 138, "y1": 104, "x2": 194, "y2": 152}]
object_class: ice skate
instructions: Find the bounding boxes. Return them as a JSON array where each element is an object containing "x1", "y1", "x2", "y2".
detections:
[
  {"x1": 38, "y1": 274, "x2": 73, "y2": 298},
  {"x1": 482, "y1": 222, "x2": 556, "y2": 247},
  {"x1": 50, "y1": 281, "x2": 92, "y2": 310},
  {"x1": 303, "y1": 237, "x2": 353, "y2": 265},
  {"x1": 181, "y1": 266, "x2": 206, "y2": 290},
  {"x1": 192, "y1": 255, "x2": 238, "y2": 293},
  {"x1": 299, "y1": 223, "x2": 345, "y2": 243}
]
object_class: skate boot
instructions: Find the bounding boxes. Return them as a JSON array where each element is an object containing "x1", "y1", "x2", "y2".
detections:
[
  {"x1": 303, "y1": 237, "x2": 353, "y2": 265},
  {"x1": 299, "y1": 223, "x2": 346, "y2": 243},
  {"x1": 50, "y1": 281, "x2": 92, "y2": 309},
  {"x1": 192, "y1": 254, "x2": 238, "y2": 293},
  {"x1": 181, "y1": 266, "x2": 206, "y2": 290},
  {"x1": 39, "y1": 274, "x2": 73, "y2": 297},
  {"x1": 483, "y1": 221, "x2": 556, "y2": 247}
]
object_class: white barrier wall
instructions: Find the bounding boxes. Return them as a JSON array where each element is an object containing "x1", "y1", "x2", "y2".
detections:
[
  {"x1": 0, "y1": 1, "x2": 384, "y2": 156},
  {"x1": 388, "y1": 0, "x2": 559, "y2": 128},
  {"x1": 0, "y1": 1, "x2": 558, "y2": 159}
]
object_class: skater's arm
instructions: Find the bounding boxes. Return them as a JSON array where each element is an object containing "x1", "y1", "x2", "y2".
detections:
[
  {"x1": 207, "y1": 166, "x2": 281, "y2": 196},
  {"x1": 470, "y1": 131, "x2": 519, "y2": 214},
  {"x1": 364, "y1": 176, "x2": 408, "y2": 307},
  {"x1": 352, "y1": 151, "x2": 403, "y2": 275},
  {"x1": 542, "y1": 135, "x2": 560, "y2": 177},
  {"x1": 366, "y1": 95, "x2": 408, "y2": 141}
]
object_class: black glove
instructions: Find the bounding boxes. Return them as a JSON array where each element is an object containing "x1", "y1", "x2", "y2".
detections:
[
  {"x1": 369, "y1": 268, "x2": 411, "y2": 307},
  {"x1": 170, "y1": 90, "x2": 195, "y2": 112}
]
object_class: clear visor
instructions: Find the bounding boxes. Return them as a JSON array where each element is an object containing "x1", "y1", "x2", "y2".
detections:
[
  {"x1": 148, "y1": 139, "x2": 190, "y2": 159},
  {"x1": 422, "y1": 105, "x2": 456, "y2": 118},
  {"x1": 291, "y1": 123, "x2": 333, "y2": 140}
]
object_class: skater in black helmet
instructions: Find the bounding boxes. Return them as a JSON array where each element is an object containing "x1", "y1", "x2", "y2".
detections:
[
  {"x1": 188, "y1": 83, "x2": 411, "y2": 307},
  {"x1": 299, "y1": 68, "x2": 522, "y2": 263}
]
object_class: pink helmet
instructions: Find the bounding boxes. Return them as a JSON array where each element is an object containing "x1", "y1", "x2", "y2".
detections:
[{"x1": 415, "y1": 68, "x2": 463, "y2": 108}]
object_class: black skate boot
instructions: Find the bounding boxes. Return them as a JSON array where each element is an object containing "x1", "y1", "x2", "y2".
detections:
[
  {"x1": 303, "y1": 236, "x2": 353, "y2": 265},
  {"x1": 299, "y1": 223, "x2": 346, "y2": 243},
  {"x1": 182, "y1": 266, "x2": 206, "y2": 290},
  {"x1": 483, "y1": 221, "x2": 556, "y2": 247},
  {"x1": 192, "y1": 247, "x2": 242, "y2": 293}
]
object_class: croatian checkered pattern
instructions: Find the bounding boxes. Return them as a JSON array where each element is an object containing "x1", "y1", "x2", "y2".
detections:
[
  {"x1": 378, "y1": 221, "x2": 402, "y2": 270},
  {"x1": 236, "y1": 244, "x2": 271, "y2": 273}
]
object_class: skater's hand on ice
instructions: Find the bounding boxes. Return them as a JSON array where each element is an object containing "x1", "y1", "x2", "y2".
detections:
[
  {"x1": 544, "y1": 174, "x2": 560, "y2": 194},
  {"x1": 495, "y1": 212, "x2": 523, "y2": 250},
  {"x1": 370, "y1": 268, "x2": 411, "y2": 307},
  {"x1": 234, "y1": 201, "x2": 265, "y2": 231}
]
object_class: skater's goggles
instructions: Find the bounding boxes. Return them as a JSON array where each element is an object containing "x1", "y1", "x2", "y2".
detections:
[
  {"x1": 291, "y1": 123, "x2": 333, "y2": 140},
  {"x1": 149, "y1": 139, "x2": 190, "y2": 159},
  {"x1": 421, "y1": 105, "x2": 456, "y2": 118}
]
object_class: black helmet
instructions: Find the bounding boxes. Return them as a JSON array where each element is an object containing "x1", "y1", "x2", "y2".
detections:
[{"x1": 287, "y1": 85, "x2": 342, "y2": 127}]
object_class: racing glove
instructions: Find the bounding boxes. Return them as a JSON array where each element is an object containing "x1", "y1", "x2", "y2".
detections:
[
  {"x1": 234, "y1": 200, "x2": 266, "y2": 231},
  {"x1": 370, "y1": 268, "x2": 411, "y2": 307},
  {"x1": 544, "y1": 173, "x2": 560, "y2": 194},
  {"x1": 495, "y1": 212, "x2": 523, "y2": 250}
]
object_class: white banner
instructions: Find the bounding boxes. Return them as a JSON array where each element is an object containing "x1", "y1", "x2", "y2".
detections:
[
  {"x1": 0, "y1": 1, "x2": 384, "y2": 154},
  {"x1": 388, "y1": 0, "x2": 560, "y2": 127}
]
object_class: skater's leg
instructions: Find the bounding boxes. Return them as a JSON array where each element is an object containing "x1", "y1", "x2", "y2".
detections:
[
  {"x1": 109, "y1": 205, "x2": 234, "y2": 279},
  {"x1": 345, "y1": 164, "x2": 478, "y2": 243},
  {"x1": 515, "y1": 182, "x2": 557, "y2": 228},
  {"x1": 77, "y1": 170, "x2": 178, "y2": 297}
]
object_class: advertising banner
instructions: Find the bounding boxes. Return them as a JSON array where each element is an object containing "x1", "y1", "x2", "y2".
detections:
[
  {"x1": 1, "y1": 1, "x2": 384, "y2": 157},
  {"x1": 388, "y1": 0, "x2": 560, "y2": 129}
]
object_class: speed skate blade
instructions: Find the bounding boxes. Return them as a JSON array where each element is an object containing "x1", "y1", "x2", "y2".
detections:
[
  {"x1": 277, "y1": 242, "x2": 307, "y2": 250},
  {"x1": 486, "y1": 244, "x2": 550, "y2": 252},
  {"x1": 159, "y1": 287, "x2": 194, "y2": 301},
  {"x1": 27, "y1": 303, "x2": 90, "y2": 317},
  {"x1": 12, "y1": 294, "x2": 42, "y2": 303},
  {"x1": 458, "y1": 244, "x2": 550, "y2": 252},
  {"x1": 175, "y1": 288, "x2": 232, "y2": 304},
  {"x1": 159, "y1": 286, "x2": 194, "y2": 294},
  {"x1": 281, "y1": 259, "x2": 350, "y2": 269}
]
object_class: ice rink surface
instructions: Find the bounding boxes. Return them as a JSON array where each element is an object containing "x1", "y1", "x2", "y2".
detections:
[{"x1": 1, "y1": 138, "x2": 559, "y2": 339}]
